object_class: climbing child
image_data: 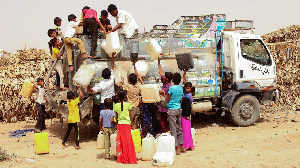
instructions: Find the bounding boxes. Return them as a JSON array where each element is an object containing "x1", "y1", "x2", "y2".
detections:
[
  {"x1": 88, "y1": 53, "x2": 115, "y2": 110},
  {"x1": 48, "y1": 37, "x2": 66, "y2": 91},
  {"x1": 114, "y1": 91, "x2": 138, "y2": 164},
  {"x1": 181, "y1": 70, "x2": 194, "y2": 150},
  {"x1": 64, "y1": 14, "x2": 90, "y2": 72},
  {"x1": 33, "y1": 78, "x2": 47, "y2": 132},
  {"x1": 62, "y1": 85, "x2": 83, "y2": 149},
  {"x1": 54, "y1": 17, "x2": 63, "y2": 40},
  {"x1": 99, "y1": 98, "x2": 116, "y2": 160},
  {"x1": 166, "y1": 72, "x2": 185, "y2": 155}
]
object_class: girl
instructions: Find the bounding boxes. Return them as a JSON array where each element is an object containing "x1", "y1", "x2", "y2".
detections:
[
  {"x1": 114, "y1": 91, "x2": 138, "y2": 164},
  {"x1": 181, "y1": 70, "x2": 194, "y2": 150},
  {"x1": 48, "y1": 37, "x2": 66, "y2": 91}
]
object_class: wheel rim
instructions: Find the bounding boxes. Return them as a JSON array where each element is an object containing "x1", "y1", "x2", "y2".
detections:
[{"x1": 238, "y1": 102, "x2": 254, "y2": 121}]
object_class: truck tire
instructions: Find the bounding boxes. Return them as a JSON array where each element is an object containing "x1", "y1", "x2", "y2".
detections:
[{"x1": 231, "y1": 95, "x2": 260, "y2": 126}]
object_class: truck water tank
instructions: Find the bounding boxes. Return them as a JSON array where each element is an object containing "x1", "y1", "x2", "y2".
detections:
[
  {"x1": 142, "y1": 133, "x2": 156, "y2": 161},
  {"x1": 145, "y1": 39, "x2": 162, "y2": 60},
  {"x1": 140, "y1": 84, "x2": 161, "y2": 103}
]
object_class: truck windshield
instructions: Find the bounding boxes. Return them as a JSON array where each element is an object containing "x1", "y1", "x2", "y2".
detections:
[{"x1": 240, "y1": 39, "x2": 271, "y2": 66}]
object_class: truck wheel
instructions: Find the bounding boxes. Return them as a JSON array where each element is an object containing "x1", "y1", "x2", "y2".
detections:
[{"x1": 231, "y1": 95, "x2": 260, "y2": 126}]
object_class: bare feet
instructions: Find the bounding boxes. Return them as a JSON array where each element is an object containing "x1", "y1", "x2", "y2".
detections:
[
  {"x1": 105, "y1": 158, "x2": 110, "y2": 160},
  {"x1": 62, "y1": 143, "x2": 67, "y2": 147},
  {"x1": 188, "y1": 147, "x2": 194, "y2": 151},
  {"x1": 181, "y1": 145, "x2": 187, "y2": 153},
  {"x1": 81, "y1": 53, "x2": 92, "y2": 58},
  {"x1": 75, "y1": 146, "x2": 81, "y2": 149},
  {"x1": 176, "y1": 146, "x2": 181, "y2": 155},
  {"x1": 60, "y1": 87, "x2": 68, "y2": 91}
]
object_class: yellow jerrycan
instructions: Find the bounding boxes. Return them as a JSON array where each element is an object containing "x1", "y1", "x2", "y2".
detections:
[
  {"x1": 34, "y1": 132, "x2": 49, "y2": 154},
  {"x1": 131, "y1": 129, "x2": 142, "y2": 153}
]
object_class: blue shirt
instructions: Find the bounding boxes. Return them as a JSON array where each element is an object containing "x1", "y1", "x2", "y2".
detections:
[
  {"x1": 168, "y1": 85, "x2": 183, "y2": 109},
  {"x1": 99, "y1": 110, "x2": 115, "y2": 128},
  {"x1": 183, "y1": 87, "x2": 193, "y2": 103}
]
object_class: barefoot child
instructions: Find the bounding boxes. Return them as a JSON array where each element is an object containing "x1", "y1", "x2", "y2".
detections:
[
  {"x1": 166, "y1": 73, "x2": 185, "y2": 155},
  {"x1": 100, "y1": 98, "x2": 116, "y2": 160},
  {"x1": 62, "y1": 85, "x2": 83, "y2": 149},
  {"x1": 181, "y1": 70, "x2": 194, "y2": 151},
  {"x1": 114, "y1": 91, "x2": 137, "y2": 164},
  {"x1": 33, "y1": 78, "x2": 47, "y2": 132}
]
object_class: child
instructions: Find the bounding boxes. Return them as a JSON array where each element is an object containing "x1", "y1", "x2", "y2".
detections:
[
  {"x1": 88, "y1": 53, "x2": 115, "y2": 110},
  {"x1": 99, "y1": 98, "x2": 116, "y2": 160},
  {"x1": 48, "y1": 29, "x2": 57, "y2": 38},
  {"x1": 33, "y1": 78, "x2": 47, "y2": 132},
  {"x1": 62, "y1": 85, "x2": 83, "y2": 149},
  {"x1": 48, "y1": 37, "x2": 66, "y2": 90},
  {"x1": 114, "y1": 91, "x2": 137, "y2": 164},
  {"x1": 99, "y1": 10, "x2": 112, "y2": 32},
  {"x1": 81, "y1": 6, "x2": 106, "y2": 57},
  {"x1": 181, "y1": 70, "x2": 194, "y2": 150},
  {"x1": 54, "y1": 17, "x2": 63, "y2": 40},
  {"x1": 166, "y1": 72, "x2": 185, "y2": 155},
  {"x1": 158, "y1": 57, "x2": 173, "y2": 133},
  {"x1": 121, "y1": 61, "x2": 144, "y2": 129},
  {"x1": 64, "y1": 14, "x2": 90, "y2": 71}
]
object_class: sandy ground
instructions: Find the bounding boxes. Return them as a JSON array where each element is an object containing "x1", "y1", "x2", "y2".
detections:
[{"x1": 0, "y1": 106, "x2": 300, "y2": 168}]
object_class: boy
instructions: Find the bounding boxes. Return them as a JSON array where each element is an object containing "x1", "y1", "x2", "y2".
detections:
[
  {"x1": 33, "y1": 78, "x2": 47, "y2": 132},
  {"x1": 99, "y1": 10, "x2": 112, "y2": 32},
  {"x1": 100, "y1": 98, "x2": 116, "y2": 160},
  {"x1": 64, "y1": 14, "x2": 90, "y2": 71},
  {"x1": 107, "y1": 4, "x2": 139, "y2": 38},
  {"x1": 48, "y1": 29, "x2": 57, "y2": 38},
  {"x1": 121, "y1": 61, "x2": 144, "y2": 129},
  {"x1": 54, "y1": 17, "x2": 63, "y2": 40},
  {"x1": 80, "y1": 6, "x2": 106, "y2": 56},
  {"x1": 88, "y1": 53, "x2": 115, "y2": 110},
  {"x1": 166, "y1": 73, "x2": 185, "y2": 155},
  {"x1": 62, "y1": 85, "x2": 83, "y2": 149}
]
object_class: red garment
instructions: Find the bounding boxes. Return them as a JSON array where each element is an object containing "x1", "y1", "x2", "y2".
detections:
[
  {"x1": 116, "y1": 124, "x2": 138, "y2": 164},
  {"x1": 82, "y1": 9, "x2": 99, "y2": 22}
]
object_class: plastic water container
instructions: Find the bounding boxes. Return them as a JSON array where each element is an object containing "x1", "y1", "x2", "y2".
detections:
[
  {"x1": 156, "y1": 133, "x2": 175, "y2": 154},
  {"x1": 145, "y1": 39, "x2": 162, "y2": 60},
  {"x1": 131, "y1": 129, "x2": 142, "y2": 153},
  {"x1": 110, "y1": 131, "x2": 117, "y2": 156},
  {"x1": 114, "y1": 66, "x2": 128, "y2": 86},
  {"x1": 153, "y1": 152, "x2": 175, "y2": 166},
  {"x1": 97, "y1": 131, "x2": 105, "y2": 149},
  {"x1": 130, "y1": 61, "x2": 150, "y2": 77},
  {"x1": 73, "y1": 65, "x2": 96, "y2": 86},
  {"x1": 142, "y1": 133, "x2": 156, "y2": 161},
  {"x1": 191, "y1": 128, "x2": 195, "y2": 141},
  {"x1": 20, "y1": 80, "x2": 34, "y2": 98},
  {"x1": 140, "y1": 84, "x2": 161, "y2": 103},
  {"x1": 102, "y1": 32, "x2": 123, "y2": 57},
  {"x1": 34, "y1": 132, "x2": 49, "y2": 154},
  {"x1": 175, "y1": 53, "x2": 194, "y2": 71}
]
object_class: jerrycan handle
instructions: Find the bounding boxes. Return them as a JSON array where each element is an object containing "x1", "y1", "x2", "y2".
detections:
[
  {"x1": 161, "y1": 133, "x2": 169, "y2": 136},
  {"x1": 99, "y1": 131, "x2": 103, "y2": 134}
]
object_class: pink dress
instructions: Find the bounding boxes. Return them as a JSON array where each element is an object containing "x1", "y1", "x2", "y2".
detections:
[{"x1": 181, "y1": 116, "x2": 194, "y2": 149}]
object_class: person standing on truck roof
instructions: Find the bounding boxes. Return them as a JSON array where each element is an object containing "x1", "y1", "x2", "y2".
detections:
[
  {"x1": 88, "y1": 53, "x2": 115, "y2": 111},
  {"x1": 158, "y1": 57, "x2": 173, "y2": 133},
  {"x1": 80, "y1": 6, "x2": 107, "y2": 57},
  {"x1": 99, "y1": 10, "x2": 112, "y2": 32},
  {"x1": 64, "y1": 14, "x2": 90, "y2": 71},
  {"x1": 107, "y1": 4, "x2": 139, "y2": 38}
]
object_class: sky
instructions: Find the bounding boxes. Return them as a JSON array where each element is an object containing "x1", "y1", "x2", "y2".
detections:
[{"x1": 1, "y1": 0, "x2": 300, "y2": 52}]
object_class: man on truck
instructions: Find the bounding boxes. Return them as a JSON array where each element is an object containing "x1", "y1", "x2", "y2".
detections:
[{"x1": 107, "y1": 4, "x2": 139, "y2": 38}]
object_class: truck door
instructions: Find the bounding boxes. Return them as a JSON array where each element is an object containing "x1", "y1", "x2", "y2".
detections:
[{"x1": 237, "y1": 39, "x2": 276, "y2": 87}]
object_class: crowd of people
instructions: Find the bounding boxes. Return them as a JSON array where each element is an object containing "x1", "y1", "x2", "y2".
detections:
[{"x1": 34, "y1": 4, "x2": 194, "y2": 165}]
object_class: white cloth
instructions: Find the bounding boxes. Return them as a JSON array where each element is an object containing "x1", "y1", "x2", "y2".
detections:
[
  {"x1": 92, "y1": 70, "x2": 115, "y2": 103},
  {"x1": 55, "y1": 60, "x2": 64, "y2": 88},
  {"x1": 36, "y1": 85, "x2": 46, "y2": 104},
  {"x1": 116, "y1": 10, "x2": 138, "y2": 38},
  {"x1": 65, "y1": 21, "x2": 79, "y2": 38}
]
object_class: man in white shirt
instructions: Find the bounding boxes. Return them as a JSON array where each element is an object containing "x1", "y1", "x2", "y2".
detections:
[
  {"x1": 107, "y1": 4, "x2": 139, "y2": 38},
  {"x1": 64, "y1": 14, "x2": 90, "y2": 71},
  {"x1": 88, "y1": 53, "x2": 115, "y2": 110}
]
